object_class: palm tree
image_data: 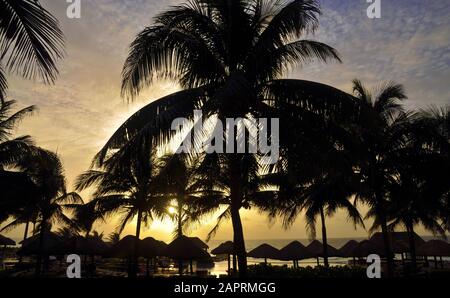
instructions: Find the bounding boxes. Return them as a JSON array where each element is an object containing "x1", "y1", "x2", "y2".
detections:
[
  {"x1": 0, "y1": 0, "x2": 65, "y2": 99},
  {"x1": 12, "y1": 148, "x2": 82, "y2": 275},
  {"x1": 56, "y1": 226, "x2": 80, "y2": 239},
  {"x1": 107, "y1": 232, "x2": 121, "y2": 245},
  {"x1": 377, "y1": 107, "x2": 450, "y2": 271},
  {"x1": 96, "y1": 0, "x2": 355, "y2": 276},
  {"x1": 0, "y1": 99, "x2": 35, "y2": 225},
  {"x1": 0, "y1": 100, "x2": 35, "y2": 169},
  {"x1": 351, "y1": 79, "x2": 409, "y2": 277},
  {"x1": 76, "y1": 139, "x2": 169, "y2": 277},
  {"x1": 67, "y1": 199, "x2": 105, "y2": 237},
  {"x1": 154, "y1": 154, "x2": 197, "y2": 238},
  {"x1": 264, "y1": 116, "x2": 364, "y2": 267}
]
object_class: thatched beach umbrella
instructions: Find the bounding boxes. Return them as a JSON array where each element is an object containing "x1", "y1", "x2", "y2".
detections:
[
  {"x1": 0, "y1": 234, "x2": 15, "y2": 246},
  {"x1": 140, "y1": 237, "x2": 166, "y2": 257},
  {"x1": 140, "y1": 237, "x2": 167, "y2": 276},
  {"x1": 278, "y1": 241, "x2": 312, "y2": 268},
  {"x1": 188, "y1": 237, "x2": 209, "y2": 250},
  {"x1": 338, "y1": 240, "x2": 359, "y2": 258},
  {"x1": 417, "y1": 240, "x2": 450, "y2": 269},
  {"x1": 349, "y1": 240, "x2": 386, "y2": 258},
  {"x1": 52, "y1": 236, "x2": 108, "y2": 256},
  {"x1": 248, "y1": 244, "x2": 280, "y2": 264},
  {"x1": 18, "y1": 231, "x2": 63, "y2": 255},
  {"x1": 0, "y1": 234, "x2": 16, "y2": 264},
  {"x1": 104, "y1": 235, "x2": 138, "y2": 258},
  {"x1": 307, "y1": 240, "x2": 339, "y2": 266},
  {"x1": 162, "y1": 236, "x2": 211, "y2": 275},
  {"x1": 211, "y1": 241, "x2": 234, "y2": 275}
]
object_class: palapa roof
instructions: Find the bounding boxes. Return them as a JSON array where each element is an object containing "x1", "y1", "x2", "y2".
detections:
[
  {"x1": 370, "y1": 232, "x2": 425, "y2": 252},
  {"x1": 0, "y1": 234, "x2": 16, "y2": 246},
  {"x1": 51, "y1": 236, "x2": 109, "y2": 255},
  {"x1": 417, "y1": 240, "x2": 450, "y2": 257},
  {"x1": 140, "y1": 237, "x2": 167, "y2": 258},
  {"x1": 247, "y1": 244, "x2": 280, "y2": 259},
  {"x1": 188, "y1": 237, "x2": 209, "y2": 250},
  {"x1": 338, "y1": 240, "x2": 359, "y2": 257},
  {"x1": 211, "y1": 241, "x2": 234, "y2": 255},
  {"x1": 104, "y1": 235, "x2": 138, "y2": 258},
  {"x1": 105, "y1": 235, "x2": 166, "y2": 258},
  {"x1": 306, "y1": 240, "x2": 339, "y2": 257},
  {"x1": 18, "y1": 232, "x2": 63, "y2": 255},
  {"x1": 278, "y1": 241, "x2": 312, "y2": 261},
  {"x1": 162, "y1": 236, "x2": 211, "y2": 260},
  {"x1": 349, "y1": 240, "x2": 386, "y2": 258}
]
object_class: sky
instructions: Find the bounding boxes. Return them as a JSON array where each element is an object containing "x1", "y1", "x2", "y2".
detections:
[{"x1": 4, "y1": 0, "x2": 450, "y2": 243}]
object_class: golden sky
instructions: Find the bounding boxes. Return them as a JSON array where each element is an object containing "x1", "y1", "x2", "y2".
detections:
[{"x1": 4, "y1": 0, "x2": 450, "y2": 242}]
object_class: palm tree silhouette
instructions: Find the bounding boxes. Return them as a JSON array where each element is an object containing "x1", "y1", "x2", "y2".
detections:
[
  {"x1": 263, "y1": 115, "x2": 364, "y2": 267},
  {"x1": 375, "y1": 107, "x2": 449, "y2": 271},
  {"x1": 106, "y1": 232, "x2": 121, "y2": 245},
  {"x1": 0, "y1": 99, "x2": 35, "y2": 225},
  {"x1": 14, "y1": 148, "x2": 82, "y2": 275},
  {"x1": 0, "y1": 0, "x2": 65, "y2": 100},
  {"x1": 97, "y1": 0, "x2": 351, "y2": 276},
  {"x1": 76, "y1": 138, "x2": 169, "y2": 277},
  {"x1": 154, "y1": 154, "x2": 200, "y2": 238},
  {"x1": 351, "y1": 79, "x2": 409, "y2": 277}
]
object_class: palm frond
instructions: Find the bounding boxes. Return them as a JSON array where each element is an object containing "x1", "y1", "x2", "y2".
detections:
[{"x1": 0, "y1": 0, "x2": 65, "y2": 83}]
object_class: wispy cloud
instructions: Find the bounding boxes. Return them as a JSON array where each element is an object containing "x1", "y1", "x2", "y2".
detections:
[{"x1": 5, "y1": 0, "x2": 449, "y2": 240}]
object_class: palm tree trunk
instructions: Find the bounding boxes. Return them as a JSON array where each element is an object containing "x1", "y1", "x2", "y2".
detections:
[
  {"x1": 131, "y1": 210, "x2": 143, "y2": 278},
  {"x1": 406, "y1": 223, "x2": 417, "y2": 272},
  {"x1": 177, "y1": 200, "x2": 183, "y2": 238},
  {"x1": 35, "y1": 215, "x2": 48, "y2": 276},
  {"x1": 319, "y1": 207, "x2": 329, "y2": 268},
  {"x1": 375, "y1": 192, "x2": 394, "y2": 277},
  {"x1": 19, "y1": 221, "x2": 30, "y2": 264},
  {"x1": 229, "y1": 157, "x2": 247, "y2": 278},
  {"x1": 230, "y1": 206, "x2": 247, "y2": 277}
]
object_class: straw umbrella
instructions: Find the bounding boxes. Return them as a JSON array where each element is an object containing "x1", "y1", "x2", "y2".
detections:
[
  {"x1": 17, "y1": 231, "x2": 63, "y2": 273},
  {"x1": 417, "y1": 240, "x2": 450, "y2": 269},
  {"x1": 338, "y1": 240, "x2": 359, "y2": 257},
  {"x1": 306, "y1": 240, "x2": 339, "y2": 267},
  {"x1": 140, "y1": 237, "x2": 167, "y2": 276},
  {"x1": 18, "y1": 231, "x2": 62, "y2": 255},
  {"x1": 338, "y1": 240, "x2": 359, "y2": 264},
  {"x1": 278, "y1": 241, "x2": 312, "y2": 268},
  {"x1": 162, "y1": 236, "x2": 211, "y2": 275},
  {"x1": 52, "y1": 236, "x2": 108, "y2": 256},
  {"x1": 248, "y1": 244, "x2": 280, "y2": 264},
  {"x1": 0, "y1": 234, "x2": 15, "y2": 247},
  {"x1": 188, "y1": 237, "x2": 209, "y2": 250},
  {"x1": 349, "y1": 240, "x2": 386, "y2": 258},
  {"x1": 105, "y1": 235, "x2": 138, "y2": 258},
  {"x1": 104, "y1": 235, "x2": 141, "y2": 276},
  {"x1": 0, "y1": 234, "x2": 15, "y2": 267},
  {"x1": 211, "y1": 241, "x2": 234, "y2": 276}
]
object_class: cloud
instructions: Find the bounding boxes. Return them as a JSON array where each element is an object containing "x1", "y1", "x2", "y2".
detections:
[{"x1": 3, "y1": 0, "x2": 449, "y2": 240}]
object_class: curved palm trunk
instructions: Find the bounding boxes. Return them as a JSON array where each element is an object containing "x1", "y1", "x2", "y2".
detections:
[
  {"x1": 406, "y1": 223, "x2": 417, "y2": 272},
  {"x1": 319, "y1": 207, "x2": 329, "y2": 268},
  {"x1": 130, "y1": 210, "x2": 143, "y2": 278}
]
